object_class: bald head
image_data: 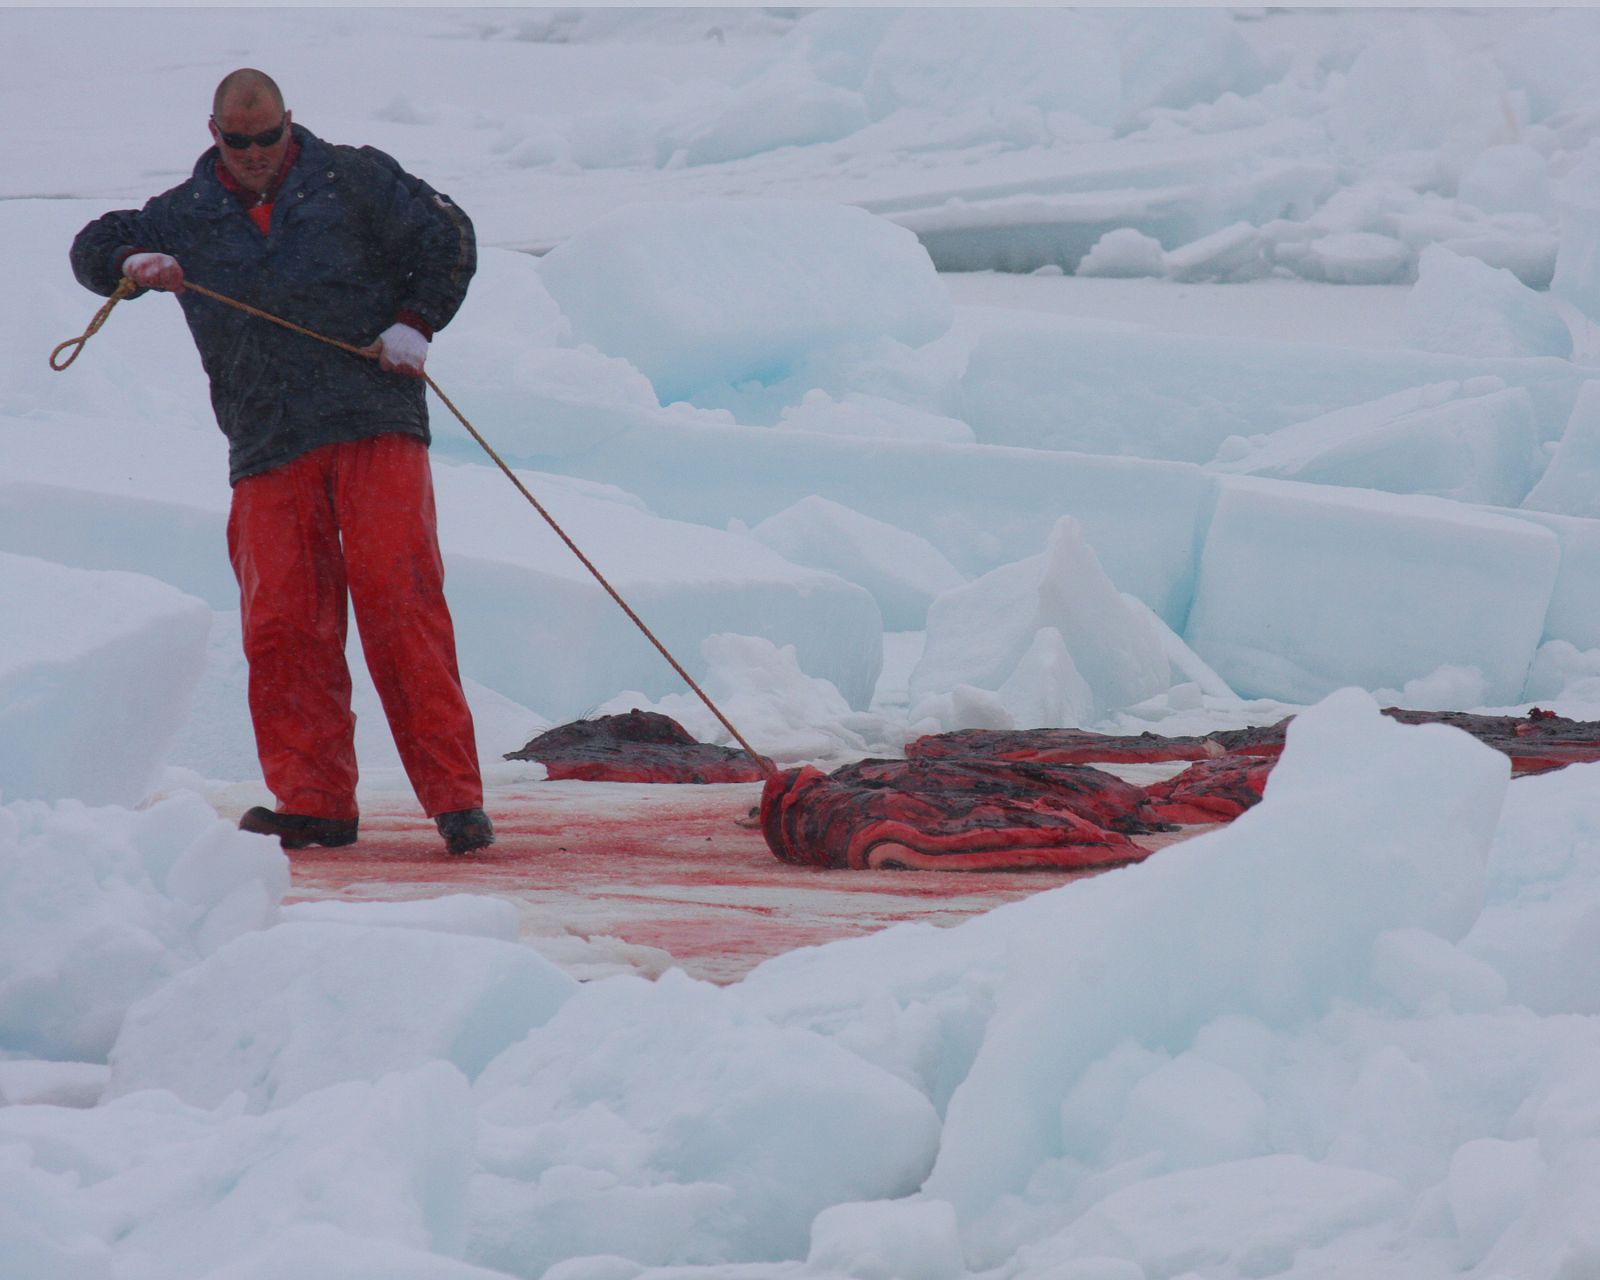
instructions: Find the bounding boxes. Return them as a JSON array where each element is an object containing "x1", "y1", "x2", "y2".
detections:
[
  {"x1": 209, "y1": 69, "x2": 292, "y2": 195},
  {"x1": 212, "y1": 68, "x2": 284, "y2": 119}
]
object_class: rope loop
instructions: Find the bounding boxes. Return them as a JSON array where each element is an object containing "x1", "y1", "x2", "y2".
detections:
[
  {"x1": 49, "y1": 275, "x2": 777, "y2": 778},
  {"x1": 49, "y1": 276, "x2": 138, "y2": 370}
]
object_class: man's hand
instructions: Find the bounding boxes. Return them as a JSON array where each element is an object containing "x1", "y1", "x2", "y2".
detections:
[
  {"x1": 122, "y1": 252, "x2": 185, "y2": 293},
  {"x1": 369, "y1": 322, "x2": 429, "y2": 377}
]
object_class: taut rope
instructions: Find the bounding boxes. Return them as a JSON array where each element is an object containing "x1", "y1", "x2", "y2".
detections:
[{"x1": 52, "y1": 277, "x2": 777, "y2": 780}]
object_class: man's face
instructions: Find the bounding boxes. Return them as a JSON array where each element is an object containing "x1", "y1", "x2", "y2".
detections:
[{"x1": 210, "y1": 97, "x2": 292, "y2": 195}]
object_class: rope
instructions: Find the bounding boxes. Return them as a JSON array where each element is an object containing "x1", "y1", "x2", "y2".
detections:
[
  {"x1": 52, "y1": 276, "x2": 778, "y2": 780},
  {"x1": 49, "y1": 277, "x2": 139, "y2": 370}
]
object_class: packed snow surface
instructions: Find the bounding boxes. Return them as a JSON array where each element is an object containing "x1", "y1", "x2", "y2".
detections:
[{"x1": 9, "y1": 7, "x2": 1600, "y2": 1279}]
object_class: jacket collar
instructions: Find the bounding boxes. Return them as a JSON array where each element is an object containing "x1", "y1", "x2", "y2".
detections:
[
  {"x1": 215, "y1": 135, "x2": 301, "y2": 207},
  {"x1": 193, "y1": 123, "x2": 337, "y2": 199}
]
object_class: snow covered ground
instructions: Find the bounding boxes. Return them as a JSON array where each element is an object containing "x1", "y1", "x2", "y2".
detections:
[{"x1": 7, "y1": 5, "x2": 1600, "y2": 1278}]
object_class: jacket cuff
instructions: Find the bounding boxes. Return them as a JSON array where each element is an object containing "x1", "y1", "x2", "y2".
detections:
[
  {"x1": 113, "y1": 247, "x2": 147, "y2": 294},
  {"x1": 395, "y1": 310, "x2": 434, "y2": 341}
]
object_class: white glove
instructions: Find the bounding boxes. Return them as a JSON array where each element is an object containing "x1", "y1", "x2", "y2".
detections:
[
  {"x1": 122, "y1": 252, "x2": 184, "y2": 292},
  {"x1": 373, "y1": 322, "x2": 429, "y2": 376}
]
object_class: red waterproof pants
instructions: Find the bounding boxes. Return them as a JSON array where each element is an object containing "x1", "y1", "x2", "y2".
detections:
[{"x1": 227, "y1": 434, "x2": 482, "y2": 820}]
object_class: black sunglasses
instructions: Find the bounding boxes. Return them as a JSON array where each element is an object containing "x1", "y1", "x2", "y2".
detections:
[{"x1": 212, "y1": 117, "x2": 287, "y2": 150}]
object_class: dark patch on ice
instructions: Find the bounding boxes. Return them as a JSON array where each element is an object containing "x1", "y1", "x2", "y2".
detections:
[
  {"x1": 505, "y1": 709, "x2": 771, "y2": 783},
  {"x1": 508, "y1": 707, "x2": 1600, "y2": 871}
]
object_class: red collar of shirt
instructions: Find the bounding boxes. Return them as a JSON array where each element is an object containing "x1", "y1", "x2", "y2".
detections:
[{"x1": 215, "y1": 137, "x2": 301, "y2": 210}]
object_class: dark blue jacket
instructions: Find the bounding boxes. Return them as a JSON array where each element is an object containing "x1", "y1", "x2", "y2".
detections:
[{"x1": 70, "y1": 125, "x2": 476, "y2": 482}]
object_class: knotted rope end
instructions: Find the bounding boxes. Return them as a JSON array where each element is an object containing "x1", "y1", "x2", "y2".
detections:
[{"x1": 50, "y1": 276, "x2": 139, "y2": 371}]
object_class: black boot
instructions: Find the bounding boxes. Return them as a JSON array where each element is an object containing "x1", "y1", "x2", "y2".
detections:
[
  {"x1": 238, "y1": 806, "x2": 359, "y2": 849},
  {"x1": 436, "y1": 807, "x2": 495, "y2": 855}
]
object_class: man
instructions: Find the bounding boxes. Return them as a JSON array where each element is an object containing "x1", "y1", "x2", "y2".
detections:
[{"x1": 70, "y1": 69, "x2": 494, "y2": 856}]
